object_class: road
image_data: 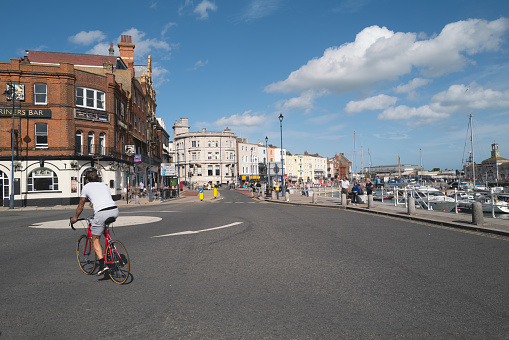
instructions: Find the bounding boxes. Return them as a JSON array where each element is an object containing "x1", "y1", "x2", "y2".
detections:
[{"x1": 1, "y1": 189, "x2": 509, "y2": 339}]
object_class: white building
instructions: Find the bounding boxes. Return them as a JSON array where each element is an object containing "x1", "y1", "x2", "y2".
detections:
[
  {"x1": 172, "y1": 118, "x2": 237, "y2": 186},
  {"x1": 237, "y1": 139, "x2": 259, "y2": 184}
]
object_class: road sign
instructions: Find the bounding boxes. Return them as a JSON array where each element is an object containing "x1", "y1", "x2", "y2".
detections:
[{"x1": 273, "y1": 165, "x2": 279, "y2": 173}]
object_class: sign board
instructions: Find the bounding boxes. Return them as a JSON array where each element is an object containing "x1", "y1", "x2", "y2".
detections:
[
  {"x1": 273, "y1": 165, "x2": 279, "y2": 173},
  {"x1": 161, "y1": 163, "x2": 176, "y2": 176},
  {"x1": 134, "y1": 154, "x2": 141, "y2": 162},
  {"x1": 0, "y1": 108, "x2": 51, "y2": 118},
  {"x1": 125, "y1": 145, "x2": 135, "y2": 156}
]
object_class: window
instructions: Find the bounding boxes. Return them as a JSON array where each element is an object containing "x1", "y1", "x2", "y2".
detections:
[
  {"x1": 76, "y1": 87, "x2": 105, "y2": 110},
  {"x1": 75, "y1": 130, "x2": 83, "y2": 154},
  {"x1": 208, "y1": 165, "x2": 213, "y2": 176},
  {"x1": 120, "y1": 102, "x2": 125, "y2": 117},
  {"x1": 215, "y1": 165, "x2": 220, "y2": 176},
  {"x1": 192, "y1": 141, "x2": 196, "y2": 148},
  {"x1": 215, "y1": 152, "x2": 219, "y2": 160},
  {"x1": 35, "y1": 123, "x2": 48, "y2": 148},
  {"x1": 34, "y1": 83, "x2": 47, "y2": 105},
  {"x1": 28, "y1": 168, "x2": 58, "y2": 191},
  {"x1": 208, "y1": 152, "x2": 212, "y2": 160},
  {"x1": 192, "y1": 152, "x2": 197, "y2": 161},
  {"x1": 99, "y1": 133, "x2": 106, "y2": 155},
  {"x1": 88, "y1": 132, "x2": 95, "y2": 154},
  {"x1": 197, "y1": 166, "x2": 202, "y2": 176}
]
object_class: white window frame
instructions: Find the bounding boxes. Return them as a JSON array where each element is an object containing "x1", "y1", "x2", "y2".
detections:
[
  {"x1": 35, "y1": 123, "x2": 48, "y2": 149},
  {"x1": 76, "y1": 87, "x2": 105, "y2": 111},
  {"x1": 34, "y1": 83, "x2": 47, "y2": 105}
]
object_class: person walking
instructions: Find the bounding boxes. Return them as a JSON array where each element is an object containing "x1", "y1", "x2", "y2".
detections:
[
  {"x1": 352, "y1": 180, "x2": 360, "y2": 205},
  {"x1": 341, "y1": 177, "x2": 350, "y2": 196},
  {"x1": 365, "y1": 178, "x2": 374, "y2": 195}
]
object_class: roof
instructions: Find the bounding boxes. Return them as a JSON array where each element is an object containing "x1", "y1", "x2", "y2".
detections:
[{"x1": 26, "y1": 50, "x2": 128, "y2": 70}]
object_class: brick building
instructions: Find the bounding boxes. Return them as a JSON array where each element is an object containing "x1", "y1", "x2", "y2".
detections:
[{"x1": 0, "y1": 35, "x2": 164, "y2": 207}]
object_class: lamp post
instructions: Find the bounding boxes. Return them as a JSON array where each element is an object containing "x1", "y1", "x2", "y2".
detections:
[
  {"x1": 265, "y1": 136, "x2": 268, "y2": 182},
  {"x1": 278, "y1": 113, "x2": 285, "y2": 197},
  {"x1": 3, "y1": 80, "x2": 16, "y2": 209},
  {"x1": 147, "y1": 114, "x2": 153, "y2": 202}
]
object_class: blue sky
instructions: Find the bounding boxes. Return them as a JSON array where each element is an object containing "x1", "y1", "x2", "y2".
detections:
[{"x1": 3, "y1": 0, "x2": 509, "y2": 171}]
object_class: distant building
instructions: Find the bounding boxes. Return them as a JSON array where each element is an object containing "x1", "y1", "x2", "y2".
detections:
[
  {"x1": 287, "y1": 151, "x2": 327, "y2": 184},
  {"x1": 172, "y1": 118, "x2": 237, "y2": 186},
  {"x1": 366, "y1": 164, "x2": 423, "y2": 177},
  {"x1": 464, "y1": 142, "x2": 509, "y2": 182}
]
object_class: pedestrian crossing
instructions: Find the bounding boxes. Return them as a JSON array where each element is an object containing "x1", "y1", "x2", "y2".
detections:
[{"x1": 222, "y1": 201, "x2": 259, "y2": 204}]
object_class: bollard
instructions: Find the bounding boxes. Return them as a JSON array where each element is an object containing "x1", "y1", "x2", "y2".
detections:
[
  {"x1": 199, "y1": 189, "x2": 204, "y2": 201},
  {"x1": 214, "y1": 187, "x2": 218, "y2": 199},
  {"x1": 407, "y1": 196, "x2": 416, "y2": 215},
  {"x1": 312, "y1": 191, "x2": 317, "y2": 204},
  {"x1": 271, "y1": 190, "x2": 276, "y2": 200},
  {"x1": 341, "y1": 193, "x2": 347, "y2": 206},
  {"x1": 286, "y1": 192, "x2": 290, "y2": 202},
  {"x1": 251, "y1": 189, "x2": 254, "y2": 198},
  {"x1": 472, "y1": 201, "x2": 484, "y2": 225},
  {"x1": 367, "y1": 194, "x2": 374, "y2": 209}
]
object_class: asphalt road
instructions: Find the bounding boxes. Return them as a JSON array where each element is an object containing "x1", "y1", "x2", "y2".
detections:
[{"x1": 1, "y1": 189, "x2": 509, "y2": 339}]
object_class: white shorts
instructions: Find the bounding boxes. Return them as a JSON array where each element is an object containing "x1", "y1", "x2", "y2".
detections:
[{"x1": 91, "y1": 208, "x2": 119, "y2": 236}]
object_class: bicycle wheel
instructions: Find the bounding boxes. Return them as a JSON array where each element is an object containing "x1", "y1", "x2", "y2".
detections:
[
  {"x1": 76, "y1": 235, "x2": 97, "y2": 274},
  {"x1": 106, "y1": 240, "x2": 130, "y2": 284}
]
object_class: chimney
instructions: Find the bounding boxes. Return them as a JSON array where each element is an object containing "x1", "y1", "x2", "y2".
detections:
[
  {"x1": 118, "y1": 35, "x2": 135, "y2": 75},
  {"x1": 109, "y1": 42, "x2": 114, "y2": 56}
]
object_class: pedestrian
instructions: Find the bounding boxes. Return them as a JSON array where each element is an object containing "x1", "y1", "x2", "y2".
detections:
[
  {"x1": 341, "y1": 177, "x2": 350, "y2": 196},
  {"x1": 352, "y1": 180, "x2": 360, "y2": 205},
  {"x1": 365, "y1": 178, "x2": 374, "y2": 195},
  {"x1": 256, "y1": 181, "x2": 261, "y2": 196}
]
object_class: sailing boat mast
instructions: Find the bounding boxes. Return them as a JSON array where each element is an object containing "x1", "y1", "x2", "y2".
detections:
[
  {"x1": 353, "y1": 130, "x2": 356, "y2": 177},
  {"x1": 470, "y1": 114, "x2": 475, "y2": 187}
]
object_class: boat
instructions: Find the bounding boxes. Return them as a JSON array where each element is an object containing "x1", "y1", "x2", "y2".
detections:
[{"x1": 413, "y1": 189, "x2": 457, "y2": 212}]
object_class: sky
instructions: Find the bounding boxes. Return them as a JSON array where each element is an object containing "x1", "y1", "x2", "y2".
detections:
[{"x1": 3, "y1": 0, "x2": 509, "y2": 172}]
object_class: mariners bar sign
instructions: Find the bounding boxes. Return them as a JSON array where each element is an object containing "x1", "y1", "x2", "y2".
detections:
[{"x1": 0, "y1": 108, "x2": 52, "y2": 118}]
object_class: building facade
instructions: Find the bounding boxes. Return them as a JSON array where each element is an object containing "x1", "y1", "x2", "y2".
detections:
[
  {"x1": 237, "y1": 139, "x2": 259, "y2": 185},
  {"x1": 172, "y1": 118, "x2": 237, "y2": 186},
  {"x1": 0, "y1": 35, "x2": 164, "y2": 207}
]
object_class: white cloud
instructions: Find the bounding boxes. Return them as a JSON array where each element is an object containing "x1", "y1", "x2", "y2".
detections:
[
  {"x1": 236, "y1": 0, "x2": 282, "y2": 23},
  {"x1": 345, "y1": 94, "x2": 397, "y2": 114},
  {"x1": 378, "y1": 105, "x2": 449, "y2": 126},
  {"x1": 193, "y1": 59, "x2": 208, "y2": 70},
  {"x1": 86, "y1": 42, "x2": 113, "y2": 56},
  {"x1": 194, "y1": 0, "x2": 217, "y2": 20},
  {"x1": 152, "y1": 65, "x2": 170, "y2": 87},
  {"x1": 394, "y1": 78, "x2": 432, "y2": 94},
  {"x1": 265, "y1": 18, "x2": 509, "y2": 94},
  {"x1": 121, "y1": 28, "x2": 171, "y2": 61},
  {"x1": 276, "y1": 90, "x2": 327, "y2": 113},
  {"x1": 69, "y1": 30, "x2": 106, "y2": 45},
  {"x1": 373, "y1": 131, "x2": 410, "y2": 140},
  {"x1": 213, "y1": 111, "x2": 267, "y2": 127},
  {"x1": 161, "y1": 22, "x2": 177, "y2": 38},
  {"x1": 430, "y1": 83, "x2": 509, "y2": 113}
]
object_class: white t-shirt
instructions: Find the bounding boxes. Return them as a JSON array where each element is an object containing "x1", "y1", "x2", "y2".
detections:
[
  {"x1": 341, "y1": 180, "x2": 350, "y2": 189},
  {"x1": 81, "y1": 182, "x2": 116, "y2": 214}
]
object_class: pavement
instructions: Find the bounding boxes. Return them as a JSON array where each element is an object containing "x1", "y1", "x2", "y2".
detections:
[{"x1": 2, "y1": 188, "x2": 509, "y2": 237}]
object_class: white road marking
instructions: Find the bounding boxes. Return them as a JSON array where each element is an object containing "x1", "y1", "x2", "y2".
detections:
[
  {"x1": 29, "y1": 216, "x2": 162, "y2": 229},
  {"x1": 151, "y1": 222, "x2": 243, "y2": 238},
  {"x1": 122, "y1": 211, "x2": 180, "y2": 213}
]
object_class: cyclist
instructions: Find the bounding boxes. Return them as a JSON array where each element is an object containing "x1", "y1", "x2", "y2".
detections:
[{"x1": 71, "y1": 170, "x2": 118, "y2": 276}]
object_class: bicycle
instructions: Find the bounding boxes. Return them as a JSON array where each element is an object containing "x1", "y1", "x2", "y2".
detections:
[{"x1": 70, "y1": 216, "x2": 130, "y2": 284}]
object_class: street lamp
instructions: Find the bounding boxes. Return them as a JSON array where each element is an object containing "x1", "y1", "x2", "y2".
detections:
[
  {"x1": 265, "y1": 136, "x2": 268, "y2": 182},
  {"x1": 147, "y1": 114, "x2": 153, "y2": 202},
  {"x1": 3, "y1": 80, "x2": 16, "y2": 209},
  {"x1": 278, "y1": 113, "x2": 285, "y2": 197}
]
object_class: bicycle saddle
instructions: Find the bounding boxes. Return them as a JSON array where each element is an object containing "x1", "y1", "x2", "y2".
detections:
[{"x1": 105, "y1": 217, "x2": 117, "y2": 225}]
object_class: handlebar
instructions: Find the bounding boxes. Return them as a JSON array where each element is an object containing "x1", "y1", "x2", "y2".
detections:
[{"x1": 69, "y1": 217, "x2": 87, "y2": 231}]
